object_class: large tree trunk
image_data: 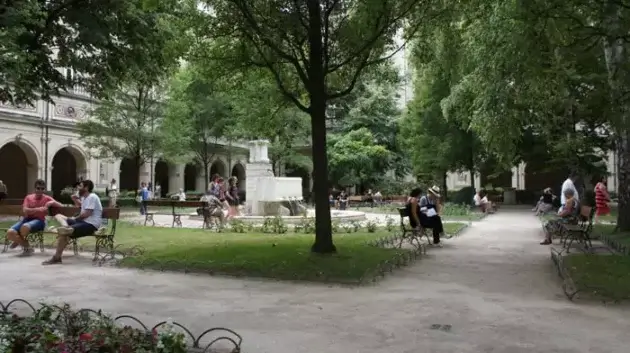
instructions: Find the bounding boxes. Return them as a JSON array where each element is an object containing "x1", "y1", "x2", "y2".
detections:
[
  {"x1": 307, "y1": 0, "x2": 335, "y2": 254},
  {"x1": 602, "y1": 1, "x2": 630, "y2": 230}
]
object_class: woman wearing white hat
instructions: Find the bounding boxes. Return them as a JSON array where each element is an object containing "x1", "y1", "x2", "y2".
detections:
[{"x1": 418, "y1": 185, "x2": 445, "y2": 246}]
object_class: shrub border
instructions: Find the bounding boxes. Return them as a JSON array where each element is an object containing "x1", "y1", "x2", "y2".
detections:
[
  {"x1": 550, "y1": 247, "x2": 625, "y2": 303},
  {"x1": 0, "y1": 298, "x2": 243, "y2": 353},
  {"x1": 598, "y1": 232, "x2": 630, "y2": 256}
]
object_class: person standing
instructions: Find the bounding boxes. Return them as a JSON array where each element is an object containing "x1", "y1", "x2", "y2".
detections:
[
  {"x1": 138, "y1": 182, "x2": 150, "y2": 215},
  {"x1": 108, "y1": 178, "x2": 118, "y2": 207},
  {"x1": 560, "y1": 171, "x2": 579, "y2": 213},
  {"x1": 595, "y1": 176, "x2": 611, "y2": 223},
  {"x1": 225, "y1": 177, "x2": 240, "y2": 218},
  {"x1": 0, "y1": 180, "x2": 7, "y2": 201}
]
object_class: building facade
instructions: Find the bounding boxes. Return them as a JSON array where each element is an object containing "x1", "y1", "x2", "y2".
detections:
[{"x1": 0, "y1": 90, "x2": 248, "y2": 199}]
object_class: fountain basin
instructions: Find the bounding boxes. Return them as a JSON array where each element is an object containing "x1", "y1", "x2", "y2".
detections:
[{"x1": 188, "y1": 210, "x2": 366, "y2": 224}]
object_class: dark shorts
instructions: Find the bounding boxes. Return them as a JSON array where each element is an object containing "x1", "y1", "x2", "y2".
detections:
[{"x1": 66, "y1": 218, "x2": 98, "y2": 238}]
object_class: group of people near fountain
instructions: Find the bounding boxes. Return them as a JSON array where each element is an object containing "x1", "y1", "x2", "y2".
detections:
[
  {"x1": 198, "y1": 174, "x2": 241, "y2": 227},
  {"x1": 406, "y1": 186, "x2": 445, "y2": 246}
]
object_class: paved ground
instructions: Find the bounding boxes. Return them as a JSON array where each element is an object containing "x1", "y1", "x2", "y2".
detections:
[{"x1": 2, "y1": 210, "x2": 629, "y2": 353}]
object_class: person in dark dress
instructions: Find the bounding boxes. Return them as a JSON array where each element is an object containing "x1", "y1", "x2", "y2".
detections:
[
  {"x1": 226, "y1": 176, "x2": 240, "y2": 218},
  {"x1": 418, "y1": 186, "x2": 445, "y2": 246},
  {"x1": 533, "y1": 187, "x2": 555, "y2": 215},
  {"x1": 405, "y1": 187, "x2": 424, "y2": 230}
]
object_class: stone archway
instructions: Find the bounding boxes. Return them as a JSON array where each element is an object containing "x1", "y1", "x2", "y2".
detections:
[
  {"x1": 154, "y1": 160, "x2": 170, "y2": 197},
  {"x1": 51, "y1": 146, "x2": 87, "y2": 198},
  {"x1": 210, "y1": 159, "x2": 227, "y2": 179},
  {"x1": 119, "y1": 157, "x2": 139, "y2": 192},
  {"x1": 184, "y1": 163, "x2": 198, "y2": 192},
  {"x1": 231, "y1": 163, "x2": 246, "y2": 191},
  {"x1": 0, "y1": 141, "x2": 39, "y2": 198}
]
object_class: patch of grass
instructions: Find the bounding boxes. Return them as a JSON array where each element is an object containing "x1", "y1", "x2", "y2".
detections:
[
  {"x1": 564, "y1": 254, "x2": 630, "y2": 301},
  {"x1": 356, "y1": 204, "x2": 485, "y2": 221},
  {"x1": 592, "y1": 224, "x2": 630, "y2": 248},
  {"x1": 0, "y1": 219, "x2": 467, "y2": 283}
]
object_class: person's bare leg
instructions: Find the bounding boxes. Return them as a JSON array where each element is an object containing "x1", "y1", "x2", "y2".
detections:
[
  {"x1": 7, "y1": 229, "x2": 21, "y2": 248},
  {"x1": 55, "y1": 234, "x2": 69, "y2": 258},
  {"x1": 19, "y1": 224, "x2": 31, "y2": 249},
  {"x1": 55, "y1": 214, "x2": 69, "y2": 227}
]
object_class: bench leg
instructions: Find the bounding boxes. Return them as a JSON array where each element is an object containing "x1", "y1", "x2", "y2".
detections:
[
  {"x1": 27, "y1": 232, "x2": 44, "y2": 253},
  {"x1": 2, "y1": 234, "x2": 9, "y2": 253},
  {"x1": 144, "y1": 214, "x2": 155, "y2": 226},
  {"x1": 93, "y1": 236, "x2": 114, "y2": 262},
  {"x1": 72, "y1": 239, "x2": 79, "y2": 255},
  {"x1": 172, "y1": 215, "x2": 182, "y2": 228}
]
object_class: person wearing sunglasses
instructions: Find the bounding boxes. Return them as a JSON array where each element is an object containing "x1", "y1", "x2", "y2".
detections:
[{"x1": 5, "y1": 179, "x2": 63, "y2": 256}]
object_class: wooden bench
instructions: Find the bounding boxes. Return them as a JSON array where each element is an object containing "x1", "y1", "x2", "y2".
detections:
[
  {"x1": 142, "y1": 200, "x2": 209, "y2": 228},
  {"x1": 560, "y1": 205, "x2": 596, "y2": 253},
  {"x1": 0, "y1": 205, "x2": 120, "y2": 260},
  {"x1": 397, "y1": 207, "x2": 430, "y2": 250},
  {"x1": 347, "y1": 196, "x2": 363, "y2": 207}
]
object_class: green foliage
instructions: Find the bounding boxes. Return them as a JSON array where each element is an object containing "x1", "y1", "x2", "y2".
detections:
[
  {"x1": 77, "y1": 84, "x2": 165, "y2": 180},
  {"x1": 328, "y1": 128, "x2": 390, "y2": 187},
  {"x1": 0, "y1": 0, "x2": 184, "y2": 104},
  {"x1": 162, "y1": 65, "x2": 232, "y2": 184}
]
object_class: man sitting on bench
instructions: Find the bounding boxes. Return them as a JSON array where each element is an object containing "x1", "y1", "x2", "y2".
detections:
[
  {"x1": 6, "y1": 179, "x2": 64, "y2": 256},
  {"x1": 42, "y1": 179, "x2": 102, "y2": 265}
]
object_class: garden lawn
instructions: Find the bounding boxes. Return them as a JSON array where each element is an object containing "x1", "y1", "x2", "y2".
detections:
[
  {"x1": 592, "y1": 224, "x2": 630, "y2": 248},
  {"x1": 356, "y1": 204, "x2": 485, "y2": 221},
  {"x1": 0, "y1": 220, "x2": 466, "y2": 283},
  {"x1": 564, "y1": 254, "x2": 630, "y2": 301}
]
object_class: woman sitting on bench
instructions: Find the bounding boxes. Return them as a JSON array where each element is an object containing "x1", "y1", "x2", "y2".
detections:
[
  {"x1": 406, "y1": 186, "x2": 445, "y2": 246},
  {"x1": 540, "y1": 188, "x2": 579, "y2": 245}
]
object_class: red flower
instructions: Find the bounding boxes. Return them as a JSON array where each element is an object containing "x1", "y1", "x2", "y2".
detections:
[{"x1": 79, "y1": 333, "x2": 93, "y2": 341}]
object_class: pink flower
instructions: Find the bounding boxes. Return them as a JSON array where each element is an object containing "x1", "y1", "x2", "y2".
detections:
[{"x1": 79, "y1": 333, "x2": 93, "y2": 341}]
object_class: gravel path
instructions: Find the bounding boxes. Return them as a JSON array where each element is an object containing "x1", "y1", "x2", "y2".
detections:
[{"x1": 1, "y1": 210, "x2": 629, "y2": 352}]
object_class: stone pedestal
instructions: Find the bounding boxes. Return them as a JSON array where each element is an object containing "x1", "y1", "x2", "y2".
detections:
[{"x1": 246, "y1": 140, "x2": 274, "y2": 216}]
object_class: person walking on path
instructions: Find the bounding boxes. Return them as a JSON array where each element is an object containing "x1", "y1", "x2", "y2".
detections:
[
  {"x1": 138, "y1": 182, "x2": 150, "y2": 215},
  {"x1": 595, "y1": 176, "x2": 611, "y2": 223}
]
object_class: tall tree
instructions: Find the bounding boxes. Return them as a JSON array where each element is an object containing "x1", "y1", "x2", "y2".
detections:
[
  {"x1": 0, "y1": 0, "x2": 180, "y2": 104},
  {"x1": 162, "y1": 66, "x2": 231, "y2": 187},
  {"x1": 77, "y1": 83, "x2": 166, "y2": 186},
  {"x1": 204, "y1": 0, "x2": 432, "y2": 253}
]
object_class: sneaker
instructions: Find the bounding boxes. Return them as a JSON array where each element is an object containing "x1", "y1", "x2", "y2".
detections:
[
  {"x1": 432, "y1": 243, "x2": 443, "y2": 248},
  {"x1": 42, "y1": 257, "x2": 62, "y2": 265},
  {"x1": 9, "y1": 241, "x2": 19, "y2": 249},
  {"x1": 17, "y1": 248, "x2": 34, "y2": 257},
  {"x1": 540, "y1": 240, "x2": 552, "y2": 245},
  {"x1": 47, "y1": 226, "x2": 58, "y2": 233}
]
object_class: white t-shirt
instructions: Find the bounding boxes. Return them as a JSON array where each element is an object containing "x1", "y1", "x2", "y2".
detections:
[
  {"x1": 473, "y1": 194, "x2": 481, "y2": 206},
  {"x1": 81, "y1": 193, "x2": 103, "y2": 228},
  {"x1": 561, "y1": 178, "x2": 579, "y2": 205}
]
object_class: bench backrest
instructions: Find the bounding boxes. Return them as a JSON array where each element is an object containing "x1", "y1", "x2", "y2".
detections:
[
  {"x1": 0, "y1": 204, "x2": 24, "y2": 215},
  {"x1": 144, "y1": 200, "x2": 207, "y2": 208},
  {"x1": 0, "y1": 198, "x2": 25, "y2": 206},
  {"x1": 49, "y1": 206, "x2": 121, "y2": 220}
]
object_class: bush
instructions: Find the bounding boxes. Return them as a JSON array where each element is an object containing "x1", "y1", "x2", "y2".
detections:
[
  {"x1": 448, "y1": 186, "x2": 475, "y2": 205},
  {"x1": 515, "y1": 190, "x2": 539, "y2": 205},
  {"x1": 0, "y1": 303, "x2": 187, "y2": 353}
]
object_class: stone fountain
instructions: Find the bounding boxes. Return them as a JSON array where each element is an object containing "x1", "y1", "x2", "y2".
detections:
[
  {"x1": 189, "y1": 139, "x2": 366, "y2": 224},
  {"x1": 245, "y1": 140, "x2": 305, "y2": 216}
]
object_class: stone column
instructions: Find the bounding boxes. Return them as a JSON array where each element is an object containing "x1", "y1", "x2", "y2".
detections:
[
  {"x1": 169, "y1": 163, "x2": 185, "y2": 193},
  {"x1": 473, "y1": 171, "x2": 481, "y2": 190},
  {"x1": 139, "y1": 162, "x2": 152, "y2": 185}
]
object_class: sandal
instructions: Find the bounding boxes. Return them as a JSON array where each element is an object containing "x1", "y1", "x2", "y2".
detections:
[{"x1": 42, "y1": 257, "x2": 62, "y2": 265}]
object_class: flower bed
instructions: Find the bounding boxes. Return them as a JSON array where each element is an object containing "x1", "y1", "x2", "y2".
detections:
[{"x1": 0, "y1": 300, "x2": 242, "y2": 353}]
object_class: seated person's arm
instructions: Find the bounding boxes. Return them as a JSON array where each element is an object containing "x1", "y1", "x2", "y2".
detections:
[
  {"x1": 70, "y1": 194, "x2": 82, "y2": 206},
  {"x1": 74, "y1": 197, "x2": 95, "y2": 221},
  {"x1": 557, "y1": 199, "x2": 574, "y2": 218},
  {"x1": 45, "y1": 197, "x2": 64, "y2": 209},
  {"x1": 410, "y1": 200, "x2": 421, "y2": 227},
  {"x1": 22, "y1": 198, "x2": 46, "y2": 216}
]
